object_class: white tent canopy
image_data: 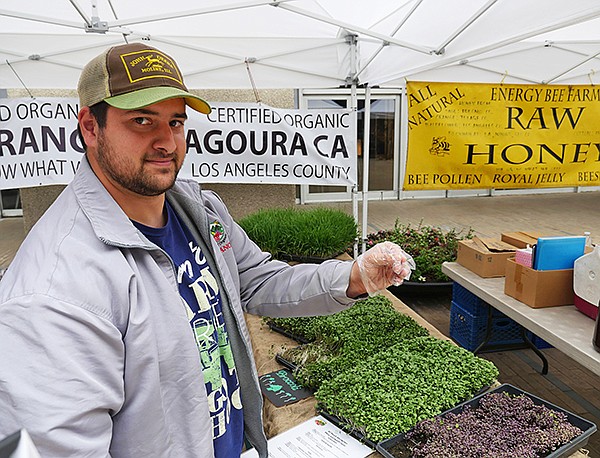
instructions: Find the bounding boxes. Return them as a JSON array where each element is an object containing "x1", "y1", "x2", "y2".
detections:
[
  {"x1": 3, "y1": 1, "x2": 600, "y2": 254},
  {"x1": 2, "y1": 0, "x2": 600, "y2": 91}
]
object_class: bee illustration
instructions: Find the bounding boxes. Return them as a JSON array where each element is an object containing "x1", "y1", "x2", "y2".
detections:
[{"x1": 429, "y1": 137, "x2": 451, "y2": 156}]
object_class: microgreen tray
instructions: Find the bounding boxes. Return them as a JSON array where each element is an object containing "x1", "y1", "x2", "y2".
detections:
[
  {"x1": 316, "y1": 384, "x2": 493, "y2": 452},
  {"x1": 376, "y1": 383, "x2": 597, "y2": 458},
  {"x1": 274, "y1": 353, "x2": 378, "y2": 448}
]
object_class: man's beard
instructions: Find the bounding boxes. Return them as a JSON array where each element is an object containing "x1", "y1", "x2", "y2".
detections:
[{"x1": 96, "y1": 131, "x2": 182, "y2": 197}]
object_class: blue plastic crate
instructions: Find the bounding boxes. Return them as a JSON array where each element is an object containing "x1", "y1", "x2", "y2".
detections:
[
  {"x1": 449, "y1": 301, "x2": 525, "y2": 352},
  {"x1": 452, "y1": 282, "x2": 503, "y2": 318},
  {"x1": 526, "y1": 330, "x2": 553, "y2": 349}
]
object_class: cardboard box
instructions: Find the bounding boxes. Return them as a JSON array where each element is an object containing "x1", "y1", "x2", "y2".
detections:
[
  {"x1": 504, "y1": 258, "x2": 574, "y2": 308},
  {"x1": 501, "y1": 231, "x2": 547, "y2": 249},
  {"x1": 457, "y1": 237, "x2": 517, "y2": 278}
]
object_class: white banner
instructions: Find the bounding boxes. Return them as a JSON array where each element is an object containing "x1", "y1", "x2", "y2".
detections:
[
  {"x1": 0, "y1": 98, "x2": 83, "y2": 189},
  {"x1": 0, "y1": 98, "x2": 357, "y2": 190}
]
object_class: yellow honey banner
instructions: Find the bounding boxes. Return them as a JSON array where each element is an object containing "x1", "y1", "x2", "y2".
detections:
[{"x1": 404, "y1": 81, "x2": 600, "y2": 190}]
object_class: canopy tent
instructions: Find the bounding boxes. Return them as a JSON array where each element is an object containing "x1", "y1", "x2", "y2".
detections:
[
  {"x1": 3, "y1": 0, "x2": 600, "y2": 254},
  {"x1": 2, "y1": 0, "x2": 600, "y2": 90}
]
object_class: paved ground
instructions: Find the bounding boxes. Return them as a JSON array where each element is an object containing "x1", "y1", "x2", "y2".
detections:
[
  {"x1": 2, "y1": 190, "x2": 600, "y2": 454},
  {"x1": 320, "y1": 190, "x2": 600, "y2": 239}
]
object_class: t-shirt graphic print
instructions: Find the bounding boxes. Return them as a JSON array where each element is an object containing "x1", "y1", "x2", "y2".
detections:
[{"x1": 133, "y1": 202, "x2": 244, "y2": 458}]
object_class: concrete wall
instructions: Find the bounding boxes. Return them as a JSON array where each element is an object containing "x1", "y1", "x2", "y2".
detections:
[
  {"x1": 20, "y1": 185, "x2": 66, "y2": 232},
  {"x1": 8, "y1": 88, "x2": 297, "y2": 231}
]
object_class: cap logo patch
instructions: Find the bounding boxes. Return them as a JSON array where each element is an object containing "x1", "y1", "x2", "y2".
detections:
[{"x1": 119, "y1": 49, "x2": 184, "y2": 85}]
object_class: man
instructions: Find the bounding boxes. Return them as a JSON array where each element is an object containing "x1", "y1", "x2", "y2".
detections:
[{"x1": 0, "y1": 43, "x2": 412, "y2": 457}]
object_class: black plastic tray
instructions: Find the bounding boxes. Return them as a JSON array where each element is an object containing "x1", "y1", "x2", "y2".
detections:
[
  {"x1": 278, "y1": 252, "x2": 343, "y2": 264},
  {"x1": 376, "y1": 383, "x2": 597, "y2": 458},
  {"x1": 275, "y1": 353, "x2": 299, "y2": 371},
  {"x1": 318, "y1": 410, "x2": 378, "y2": 450},
  {"x1": 267, "y1": 323, "x2": 310, "y2": 344}
]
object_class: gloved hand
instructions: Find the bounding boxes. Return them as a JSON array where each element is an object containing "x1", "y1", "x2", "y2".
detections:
[{"x1": 355, "y1": 241, "x2": 416, "y2": 296}]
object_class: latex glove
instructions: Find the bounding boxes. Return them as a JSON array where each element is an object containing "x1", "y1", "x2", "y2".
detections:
[{"x1": 356, "y1": 241, "x2": 416, "y2": 296}]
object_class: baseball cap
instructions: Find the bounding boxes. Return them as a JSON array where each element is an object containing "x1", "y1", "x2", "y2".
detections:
[{"x1": 78, "y1": 42, "x2": 211, "y2": 114}]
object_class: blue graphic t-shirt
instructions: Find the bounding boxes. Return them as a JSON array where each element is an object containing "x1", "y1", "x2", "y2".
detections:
[{"x1": 133, "y1": 202, "x2": 244, "y2": 458}]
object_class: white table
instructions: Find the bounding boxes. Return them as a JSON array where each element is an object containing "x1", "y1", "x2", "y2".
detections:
[{"x1": 442, "y1": 262, "x2": 600, "y2": 377}]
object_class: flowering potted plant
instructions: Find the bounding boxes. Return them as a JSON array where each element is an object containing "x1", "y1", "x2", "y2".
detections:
[{"x1": 363, "y1": 220, "x2": 473, "y2": 285}]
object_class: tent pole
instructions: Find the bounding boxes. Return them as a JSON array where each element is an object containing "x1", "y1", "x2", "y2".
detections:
[
  {"x1": 398, "y1": 84, "x2": 409, "y2": 201},
  {"x1": 361, "y1": 85, "x2": 371, "y2": 255},
  {"x1": 351, "y1": 82, "x2": 359, "y2": 259}
]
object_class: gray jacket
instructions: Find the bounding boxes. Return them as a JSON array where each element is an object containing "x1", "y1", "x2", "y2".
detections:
[{"x1": 0, "y1": 157, "x2": 356, "y2": 457}]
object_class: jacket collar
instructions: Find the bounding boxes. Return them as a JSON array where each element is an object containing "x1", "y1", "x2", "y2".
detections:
[{"x1": 71, "y1": 156, "x2": 155, "y2": 249}]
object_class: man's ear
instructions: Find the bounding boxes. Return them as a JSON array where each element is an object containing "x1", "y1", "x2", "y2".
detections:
[{"x1": 78, "y1": 106, "x2": 98, "y2": 149}]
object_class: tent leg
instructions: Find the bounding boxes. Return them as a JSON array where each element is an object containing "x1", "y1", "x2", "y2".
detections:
[
  {"x1": 361, "y1": 86, "x2": 372, "y2": 254},
  {"x1": 351, "y1": 83, "x2": 360, "y2": 259},
  {"x1": 352, "y1": 185, "x2": 359, "y2": 259}
]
